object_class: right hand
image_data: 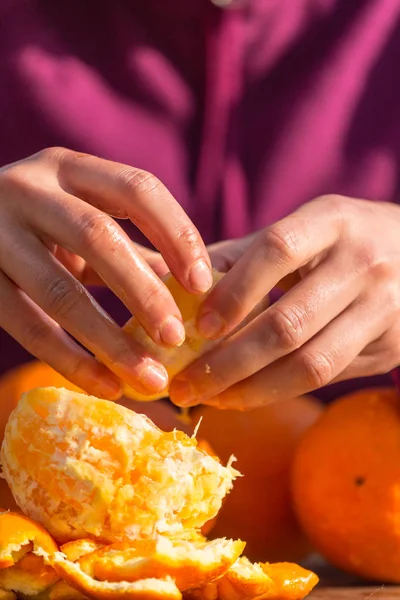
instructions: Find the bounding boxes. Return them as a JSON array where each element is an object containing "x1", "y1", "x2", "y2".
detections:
[{"x1": 0, "y1": 148, "x2": 213, "y2": 399}]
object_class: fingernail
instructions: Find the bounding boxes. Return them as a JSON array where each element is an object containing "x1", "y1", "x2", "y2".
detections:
[
  {"x1": 139, "y1": 364, "x2": 168, "y2": 392},
  {"x1": 169, "y1": 378, "x2": 198, "y2": 407},
  {"x1": 160, "y1": 316, "x2": 186, "y2": 347},
  {"x1": 197, "y1": 311, "x2": 224, "y2": 339},
  {"x1": 190, "y1": 260, "x2": 213, "y2": 293}
]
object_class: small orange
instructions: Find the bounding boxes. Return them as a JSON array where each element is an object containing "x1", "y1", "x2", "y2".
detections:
[
  {"x1": 194, "y1": 396, "x2": 324, "y2": 562},
  {"x1": 292, "y1": 387, "x2": 400, "y2": 583}
]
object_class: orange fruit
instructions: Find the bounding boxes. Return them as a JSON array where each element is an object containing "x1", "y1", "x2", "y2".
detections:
[
  {"x1": 292, "y1": 387, "x2": 400, "y2": 583},
  {"x1": 1, "y1": 387, "x2": 238, "y2": 543},
  {"x1": 123, "y1": 270, "x2": 225, "y2": 402},
  {"x1": 194, "y1": 396, "x2": 324, "y2": 562}
]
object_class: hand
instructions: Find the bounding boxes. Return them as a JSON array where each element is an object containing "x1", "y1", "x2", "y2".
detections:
[
  {"x1": 169, "y1": 195, "x2": 400, "y2": 410},
  {"x1": 0, "y1": 148, "x2": 212, "y2": 399}
]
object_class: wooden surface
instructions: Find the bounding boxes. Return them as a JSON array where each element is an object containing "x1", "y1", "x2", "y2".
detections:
[
  {"x1": 304, "y1": 557, "x2": 400, "y2": 599},
  {"x1": 310, "y1": 587, "x2": 400, "y2": 599}
]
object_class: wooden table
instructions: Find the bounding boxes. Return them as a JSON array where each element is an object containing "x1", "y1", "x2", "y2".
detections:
[
  {"x1": 305, "y1": 557, "x2": 400, "y2": 599},
  {"x1": 311, "y1": 587, "x2": 400, "y2": 599}
]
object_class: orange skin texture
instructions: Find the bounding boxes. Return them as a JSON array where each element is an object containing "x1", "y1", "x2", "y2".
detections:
[
  {"x1": 292, "y1": 387, "x2": 400, "y2": 584},
  {"x1": 194, "y1": 396, "x2": 324, "y2": 562}
]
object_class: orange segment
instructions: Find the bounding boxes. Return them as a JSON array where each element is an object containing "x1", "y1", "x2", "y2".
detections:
[
  {"x1": 123, "y1": 270, "x2": 225, "y2": 401},
  {"x1": 184, "y1": 558, "x2": 319, "y2": 600},
  {"x1": 0, "y1": 510, "x2": 58, "y2": 568},
  {"x1": 77, "y1": 537, "x2": 245, "y2": 592},
  {"x1": 1, "y1": 388, "x2": 238, "y2": 543}
]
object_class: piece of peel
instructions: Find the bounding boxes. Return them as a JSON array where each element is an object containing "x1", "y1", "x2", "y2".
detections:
[
  {"x1": 77, "y1": 537, "x2": 245, "y2": 592},
  {"x1": 123, "y1": 270, "x2": 225, "y2": 401},
  {"x1": 184, "y1": 557, "x2": 319, "y2": 600},
  {"x1": 50, "y1": 553, "x2": 182, "y2": 600},
  {"x1": 0, "y1": 510, "x2": 58, "y2": 568},
  {"x1": 0, "y1": 553, "x2": 59, "y2": 597},
  {"x1": 1, "y1": 388, "x2": 238, "y2": 543}
]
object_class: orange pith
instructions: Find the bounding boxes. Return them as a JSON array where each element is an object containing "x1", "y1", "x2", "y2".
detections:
[{"x1": 292, "y1": 387, "x2": 400, "y2": 583}]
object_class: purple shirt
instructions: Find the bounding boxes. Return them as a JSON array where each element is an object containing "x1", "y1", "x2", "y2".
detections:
[{"x1": 1, "y1": 0, "x2": 399, "y2": 400}]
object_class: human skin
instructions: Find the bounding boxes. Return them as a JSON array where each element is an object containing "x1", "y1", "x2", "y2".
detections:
[
  {"x1": 0, "y1": 148, "x2": 213, "y2": 399},
  {"x1": 169, "y1": 196, "x2": 400, "y2": 410}
]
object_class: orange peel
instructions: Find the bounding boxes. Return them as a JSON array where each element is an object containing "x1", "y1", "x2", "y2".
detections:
[
  {"x1": 0, "y1": 553, "x2": 59, "y2": 597},
  {"x1": 123, "y1": 270, "x2": 225, "y2": 401},
  {"x1": 1, "y1": 387, "x2": 239, "y2": 543},
  {"x1": 184, "y1": 557, "x2": 319, "y2": 600},
  {"x1": 0, "y1": 510, "x2": 58, "y2": 568},
  {"x1": 50, "y1": 553, "x2": 182, "y2": 600},
  {"x1": 76, "y1": 537, "x2": 245, "y2": 591}
]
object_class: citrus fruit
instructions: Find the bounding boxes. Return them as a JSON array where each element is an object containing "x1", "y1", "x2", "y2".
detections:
[
  {"x1": 194, "y1": 396, "x2": 324, "y2": 561},
  {"x1": 1, "y1": 387, "x2": 238, "y2": 543},
  {"x1": 292, "y1": 387, "x2": 400, "y2": 583}
]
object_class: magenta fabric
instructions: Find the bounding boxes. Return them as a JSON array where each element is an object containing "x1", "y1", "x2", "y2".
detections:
[{"x1": 1, "y1": 0, "x2": 400, "y2": 400}]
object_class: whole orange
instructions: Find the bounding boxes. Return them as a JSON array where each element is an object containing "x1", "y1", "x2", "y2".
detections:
[
  {"x1": 292, "y1": 387, "x2": 400, "y2": 583},
  {"x1": 194, "y1": 395, "x2": 324, "y2": 561}
]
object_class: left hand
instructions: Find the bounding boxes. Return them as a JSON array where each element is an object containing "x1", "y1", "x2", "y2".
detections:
[{"x1": 169, "y1": 195, "x2": 400, "y2": 410}]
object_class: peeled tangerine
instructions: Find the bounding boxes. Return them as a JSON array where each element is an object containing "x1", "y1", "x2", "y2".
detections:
[
  {"x1": 0, "y1": 387, "x2": 237, "y2": 543},
  {"x1": 0, "y1": 387, "x2": 318, "y2": 599}
]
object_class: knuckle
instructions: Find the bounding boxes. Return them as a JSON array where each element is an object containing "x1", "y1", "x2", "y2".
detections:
[
  {"x1": 23, "y1": 321, "x2": 51, "y2": 353},
  {"x1": 299, "y1": 351, "x2": 335, "y2": 389},
  {"x1": 76, "y1": 212, "x2": 117, "y2": 251},
  {"x1": 0, "y1": 164, "x2": 30, "y2": 192},
  {"x1": 35, "y1": 146, "x2": 71, "y2": 165},
  {"x1": 118, "y1": 168, "x2": 163, "y2": 199},
  {"x1": 173, "y1": 225, "x2": 201, "y2": 253},
  {"x1": 43, "y1": 277, "x2": 84, "y2": 319},
  {"x1": 261, "y1": 224, "x2": 301, "y2": 264},
  {"x1": 267, "y1": 306, "x2": 305, "y2": 351}
]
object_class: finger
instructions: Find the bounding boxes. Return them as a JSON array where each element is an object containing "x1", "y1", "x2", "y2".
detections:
[
  {"x1": 200, "y1": 293, "x2": 386, "y2": 411},
  {"x1": 54, "y1": 247, "x2": 106, "y2": 286},
  {"x1": 0, "y1": 231, "x2": 169, "y2": 395},
  {"x1": 0, "y1": 270, "x2": 122, "y2": 399},
  {"x1": 331, "y1": 326, "x2": 400, "y2": 382},
  {"x1": 28, "y1": 190, "x2": 186, "y2": 347},
  {"x1": 170, "y1": 251, "x2": 360, "y2": 406},
  {"x1": 45, "y1": 148, "x2": 213, "y2": 294},
  {"x1": 197, "y1": 197, "x2": 344, "y2": 339}
]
